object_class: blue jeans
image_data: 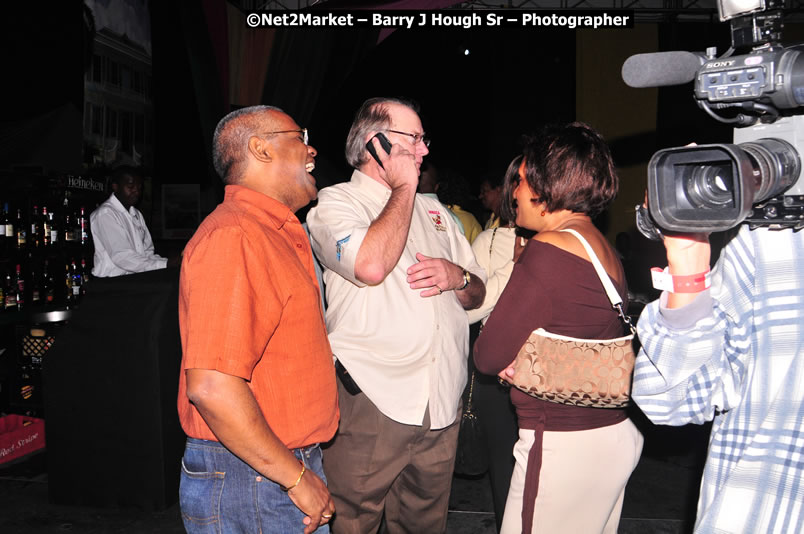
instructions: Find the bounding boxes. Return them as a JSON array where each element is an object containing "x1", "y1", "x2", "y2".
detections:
[{"x1": 179, "y1": 438, "x2": 329, "y2": 534}]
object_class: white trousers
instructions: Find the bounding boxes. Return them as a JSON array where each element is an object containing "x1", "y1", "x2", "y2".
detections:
[{"x1": 500, "y1": 418, "x2": 644, "y2": 534}]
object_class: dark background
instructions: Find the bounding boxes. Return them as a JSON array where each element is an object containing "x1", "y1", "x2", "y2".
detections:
[
  {"x1": 6, "y1": 1, "x2": 802, "y2": 223},
  {"x1": 308, "y1": 25, "x2": 576, "y2": 186}
]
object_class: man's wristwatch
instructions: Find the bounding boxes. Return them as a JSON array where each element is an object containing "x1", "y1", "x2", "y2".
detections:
[{"x1": 457, "y1": 269, "x2": 470, "y2": 290}]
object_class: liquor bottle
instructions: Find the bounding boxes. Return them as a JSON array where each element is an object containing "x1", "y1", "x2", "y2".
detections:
[
  {"x1": 4, "y1": 272, "x2": 17, "y2": 311},
  {"x1": 0, "y1": 203, "x2": 6, "y2": 242},
  {"x1": 30, "y1": 205, "x2": 42, "y2": 248},
  {"x1": 46, "y1": 207, "x2": 59, "y2": 247},
  {"x1": 70, "y1": 259, "x2": 81, "y2": 301},
  {"x1": 64, "y1": 263, "x2": 73, "y2": 305},
  {"x1": 79, "y1": 256, "x2": 90, "y2": 296},
  {"x1": 41, "y1": 206, "x2": 51, "y2": 247},
  {"x1": 3, "y1": 203, "x2": 13, "y2": 249},
  {"x1": 14, "y1": 264, "x2": 24, "y2": 311},
  {"x1": 63, "y1": 197, "x2": 76, "y2": 244},
  {"x1": 15, "y1": 209, "x2": 26, "y2": 250},
  {"x1": 54, "y1": 209, "x2": 61, "y2": 247},
  {"x1": 78, "y1": 206, "x2": 89, "y2": 246},
  {"x1": 29, "y1": 260, "x2": 40, "y2": 306},
  {"x1": 42, "y1": 261, "x2": 55, "y2": 304}
]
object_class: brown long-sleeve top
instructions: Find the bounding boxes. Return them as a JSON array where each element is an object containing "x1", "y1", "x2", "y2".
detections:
[{"x1": 474, "y1": 239, "x2": 630, "y2": 533}]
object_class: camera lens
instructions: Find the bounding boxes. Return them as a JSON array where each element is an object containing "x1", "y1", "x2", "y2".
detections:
[
  {"x1": 740, "y1": 139, "x2": 799, "y2": 203},
  {"x1": 684, "y1": 163, "x2": 735, "y2": 208},
  {"x1": 649, "y1": 136, "x2": 801, "y2": 231},
  {"x1": 649, "y1": 144, "x2": 759, "y2": 231}
]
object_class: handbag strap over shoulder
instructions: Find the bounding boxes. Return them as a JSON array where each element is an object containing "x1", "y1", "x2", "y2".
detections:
[{"x1": 559, "y1": 228, "x2": 635, "y2": 334}]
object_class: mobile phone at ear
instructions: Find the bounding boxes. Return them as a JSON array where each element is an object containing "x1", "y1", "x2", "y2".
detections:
[{"x1": 366, "y1": 132, "x2": 392, "y2": 168}]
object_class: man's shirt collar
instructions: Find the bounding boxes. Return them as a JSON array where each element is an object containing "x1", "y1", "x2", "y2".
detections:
[
  {"x1": 351, "y1": 169, "x2": 392, "y2": 202},
  {"x1": 224, "y1": 184, "x2": 299, "y2": 230},
  {"x1": 108, "y1": 193, "x2": 136, "y2": 216}
]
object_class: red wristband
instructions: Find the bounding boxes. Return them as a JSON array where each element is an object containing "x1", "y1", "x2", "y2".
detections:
[{"x1": 651, "y1": 267, "x2": 711, "y2": 293}]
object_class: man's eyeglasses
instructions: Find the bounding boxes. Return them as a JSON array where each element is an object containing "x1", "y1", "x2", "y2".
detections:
[
  {"x1": 386, "y1": 129, "x2": 430, "y2": 148},
  {"x1": 262, "y1": 128, "x2": 309, "y2": 146}
]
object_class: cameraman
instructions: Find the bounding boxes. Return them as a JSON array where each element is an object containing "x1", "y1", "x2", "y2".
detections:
[{"x1": 633, "y1": 221, "x2": 804, "y2": 532}]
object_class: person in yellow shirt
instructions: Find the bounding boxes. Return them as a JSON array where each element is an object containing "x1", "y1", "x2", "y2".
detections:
[{"x1": 437, "y1": 166, "x2": 483, "y2": 244}]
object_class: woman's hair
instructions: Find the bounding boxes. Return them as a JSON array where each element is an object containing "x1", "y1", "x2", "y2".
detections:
[
  {"x1": 499, "y1": 155, "x2": 523, "y2": 224},
  {"x1": 519, "y1": 122, "x2": 619, "y2": 218}
]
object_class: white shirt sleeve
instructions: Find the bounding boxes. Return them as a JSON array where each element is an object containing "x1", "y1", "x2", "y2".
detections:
[{"x1": 307, "y1": 187, "x2": 369, "y2": 288}]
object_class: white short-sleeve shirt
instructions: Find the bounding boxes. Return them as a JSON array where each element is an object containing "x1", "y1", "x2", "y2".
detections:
[{"x1": 307, "y1": 170, "x2": 486, "y2": 429}]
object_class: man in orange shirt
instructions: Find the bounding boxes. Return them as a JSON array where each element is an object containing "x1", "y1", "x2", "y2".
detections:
[{"x1": 177, "y1": 105, "x2": 338, "y2": 534}]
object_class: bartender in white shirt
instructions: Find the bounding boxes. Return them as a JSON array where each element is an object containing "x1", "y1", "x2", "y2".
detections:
[{"x1": 90, "y1": 165, "x2": 179, "y2": 277}]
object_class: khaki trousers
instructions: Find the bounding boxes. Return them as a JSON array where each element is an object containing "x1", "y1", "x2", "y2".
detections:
[
  {"x1": 323, "y1": 379, "x2": 460, "y2": 534},
  {"x1": 501, "y1": 418, "x2": 644, "y2": 534}
]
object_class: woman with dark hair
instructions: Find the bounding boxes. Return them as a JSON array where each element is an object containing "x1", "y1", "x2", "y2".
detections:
[{"x1": 474, "y1": 122, "x2": 643, "y2": 534}]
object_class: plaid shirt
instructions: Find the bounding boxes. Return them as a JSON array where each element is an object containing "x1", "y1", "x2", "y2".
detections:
[{"x1": 633, "y1": 225, "x2": 804, "y2": 534}]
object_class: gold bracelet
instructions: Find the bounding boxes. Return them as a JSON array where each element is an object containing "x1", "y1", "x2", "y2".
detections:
[{"x1": 280, "y1": 461, "x2": 306, "y2": 492}]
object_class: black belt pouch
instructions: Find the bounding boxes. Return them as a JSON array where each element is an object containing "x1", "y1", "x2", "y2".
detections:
[{"x1": 334, "y1": 359, "x2": 362, "y2": 395}]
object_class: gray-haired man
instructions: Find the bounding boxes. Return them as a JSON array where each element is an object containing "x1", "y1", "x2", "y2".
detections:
[{"x1": 307, "y1": 97, "x2": 486, "y2": 534}]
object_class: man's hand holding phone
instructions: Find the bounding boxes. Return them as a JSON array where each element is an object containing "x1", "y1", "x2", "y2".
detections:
[
  {"x1": 366, "y1": 132, "x2": 392, "y2": 168},
  {"x1": 367, "y1": 133, "x2": 418, "y2": 191}
]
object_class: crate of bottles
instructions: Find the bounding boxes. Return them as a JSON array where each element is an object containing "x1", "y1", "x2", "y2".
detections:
[
  {"x1": 0, "y1": 414, "x2": 45, "y2": 465},
  {"x1": 16, "y1": 324, "x2": 56, "y2": 367}
]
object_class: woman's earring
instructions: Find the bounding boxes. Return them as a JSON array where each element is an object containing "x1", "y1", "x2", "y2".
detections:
[{"x1": 540, "y1": 211, "x2": 546, "y2": 217}]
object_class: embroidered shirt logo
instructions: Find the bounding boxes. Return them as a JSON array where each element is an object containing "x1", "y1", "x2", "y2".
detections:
[
  {"x1": 336, "y1": 235, "x2": 351, "y2": 261},
  {"x1": 429, "y1": 210, "x2": 447, "y2": 232}
]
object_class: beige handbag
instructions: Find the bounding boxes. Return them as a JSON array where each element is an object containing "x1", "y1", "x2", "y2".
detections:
[{"x1": 510, "y1": 229, "x2": 636, "y2": 408}]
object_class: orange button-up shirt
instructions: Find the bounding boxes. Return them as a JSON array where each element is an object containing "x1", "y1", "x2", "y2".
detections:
[{"x1": 177, "y1": 185, "x2": 338, "y2": 449}]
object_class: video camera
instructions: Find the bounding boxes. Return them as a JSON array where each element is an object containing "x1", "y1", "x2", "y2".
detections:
[{"x1": 623, "y1": 0, "x2": 804, "y2": 233}]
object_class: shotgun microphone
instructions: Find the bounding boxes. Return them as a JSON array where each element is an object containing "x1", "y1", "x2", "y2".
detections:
[{"x1": 622, "y1": 51, "x2": 707, "y2": 88}]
